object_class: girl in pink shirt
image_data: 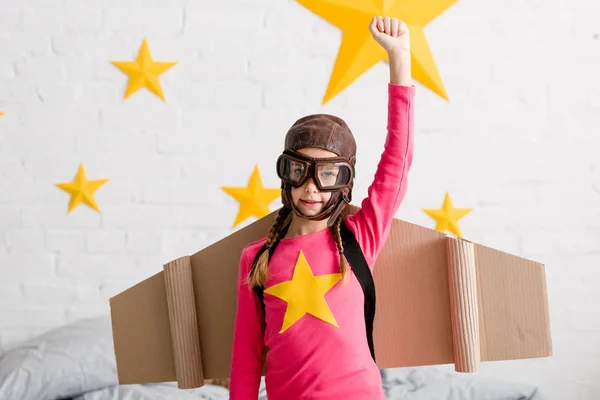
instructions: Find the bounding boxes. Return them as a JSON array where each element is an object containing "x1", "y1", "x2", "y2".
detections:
[{"x1": 230, "y1": 16, "x2": 415, "y2": 399}]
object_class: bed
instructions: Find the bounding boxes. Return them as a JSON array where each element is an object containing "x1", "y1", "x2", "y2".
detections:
[{"x1": 0, "y1": 316, "x2": 544, "y2": 399}]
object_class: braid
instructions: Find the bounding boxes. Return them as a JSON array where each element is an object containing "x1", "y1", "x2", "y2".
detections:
[
  {"x1": 331, "y1": 213, "x2": 350, "y2": 283},
  {"x1": 248, "y1": 207, "x2": 292, "y2": 288}
]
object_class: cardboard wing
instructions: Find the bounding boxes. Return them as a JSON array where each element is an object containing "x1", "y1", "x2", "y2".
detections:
[{"x1": 109, "y1": 205, "x2": 552, "y2": 389}]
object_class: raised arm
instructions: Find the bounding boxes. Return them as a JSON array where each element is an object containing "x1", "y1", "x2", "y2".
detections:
[
  {"x1": 229, "y1": 247, "x2": 265, "y2": 399},
  {"x1": 345, "y1": 17, "x2": 415, "y2": 263}
]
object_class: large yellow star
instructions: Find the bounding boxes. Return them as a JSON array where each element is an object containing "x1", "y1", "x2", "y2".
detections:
[
  {"x1": 221, "y1": 164, "x2": 281, "y2": 228},
  {"x1": 422, "y1": 191, "x2": 472, "y2": 238},
  {"x1": 55, "y1": 163, "x2": 110, "y2": 214},
  {"x1": 265, "y1": 250, "x2": 342, "y2": 333},
  {"x1": 111, "y1": 38, "x2": 177, "y2": 101},
  {"x1": 296, "y1": 0, "x2": 458, "y2": 104}
]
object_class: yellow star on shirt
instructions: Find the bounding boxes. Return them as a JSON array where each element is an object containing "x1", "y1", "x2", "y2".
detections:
[
  {"x1": 265, "y1": 250, "x2": 342, "y2": 333},
  {"x1": 55, "y1": 163, "x2": 110, "y2": 214},
  {"x1": 111, "y1": 38, "x2": 177, "y2": 101},
  {"x1": 221, "y1": 164, "x2": 281, "y2": 228},
  {"x1": 296, "y1": 0, "x2": 458, "y2": 104},
  {"x1": 422, "y1": 191, "x2": 472, "y2": 238}
]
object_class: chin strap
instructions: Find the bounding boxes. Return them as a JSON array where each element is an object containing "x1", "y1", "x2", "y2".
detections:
[{"x1": 325, "y1": 195, "x2": 350, "y2": 226}]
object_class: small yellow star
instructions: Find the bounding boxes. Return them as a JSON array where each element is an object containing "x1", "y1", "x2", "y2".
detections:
[
  {"x1": 297, "y1": 0, "x2": 459, "y2": 104},
  {"x1": 56, "y1": 163, "x2": 110, "y2": 214},
  {"x1": 221, "y1": 164, "x2": 281, "y2": 228},
  {"x1": 265, "y1": 250, "x2": 342, "y2": 333},
  {"x1": 111, "y1": 38, "x2": 177, "y2": 101},
  {"x1": 422, "y1": 191, "x2": 472, "y2": 238},
  {"x1": 0, "y1": 112, "x2": 4, "y2": 117}
]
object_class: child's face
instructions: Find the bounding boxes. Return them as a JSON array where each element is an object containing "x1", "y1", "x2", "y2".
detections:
[{"x1": 290, "y1": 147, "x2": 337, "y2": 217}]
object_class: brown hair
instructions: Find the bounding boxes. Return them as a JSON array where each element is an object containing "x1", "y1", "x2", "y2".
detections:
[
  {"x1": 248, "y1": 207, "x2": 350, "y2": 288},
  {"x1": 331, "y1": 212, "x2": 351, "y2": 284}
]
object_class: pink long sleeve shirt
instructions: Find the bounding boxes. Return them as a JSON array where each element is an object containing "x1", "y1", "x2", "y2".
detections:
[{"x1": 230, "y1": 83, "x2": 415, "y2": 399}]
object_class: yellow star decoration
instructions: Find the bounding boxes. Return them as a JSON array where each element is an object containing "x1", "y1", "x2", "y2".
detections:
[
  {"x1": 0, "y1": 111, "x2": 4, "y2": 118},
  {"x1": 111, "y1": 38, "x2": 177, "y2": 101},
  {"x1": 296, "y1": 0, "x2": 458, "y2": 104},
  {"x1": 221, "y1": 164, "x2": 281, "y2": 228},
  {"x1": 422, "y1": 191, "x2": 472, "y2": 238},
  {"x1": 265, "y1": 250, "x2": 342, "y2": 333},
  {"x1": 55, "y1": 163, "x2": 110, "y2": 214}
]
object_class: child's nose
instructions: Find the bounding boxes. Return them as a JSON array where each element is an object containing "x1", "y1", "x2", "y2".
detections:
[{"x1": 304, "y1": 178, "x2": 319, "y2": 192}]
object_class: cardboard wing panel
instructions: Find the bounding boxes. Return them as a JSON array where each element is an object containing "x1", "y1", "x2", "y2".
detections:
[{"x1": 369, "y1": 215, "x2": 553, "y2": 370}]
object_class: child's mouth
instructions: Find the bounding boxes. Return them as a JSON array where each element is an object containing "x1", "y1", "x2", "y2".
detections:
[{"x1": 300, "y1": 199, "x2": 322, "y2": 208}]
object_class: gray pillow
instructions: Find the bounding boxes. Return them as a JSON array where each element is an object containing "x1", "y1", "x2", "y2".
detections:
[{"x1": 0, "y1": 315, "x2": 118, "y2": 400}]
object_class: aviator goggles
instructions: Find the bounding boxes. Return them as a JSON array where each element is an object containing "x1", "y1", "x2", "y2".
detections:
[{"x1": 276, "y1": 150, "x2": 354, "y2": 191}]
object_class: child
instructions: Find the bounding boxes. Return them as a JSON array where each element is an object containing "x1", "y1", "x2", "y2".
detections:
[{"x1": 230, "y1": 15, "x2": 415, "y2": 400}]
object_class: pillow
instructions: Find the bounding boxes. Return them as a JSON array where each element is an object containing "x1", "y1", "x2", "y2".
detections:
[{"x1": 0, "y1": 315, "x2": 118, "y2": 400}]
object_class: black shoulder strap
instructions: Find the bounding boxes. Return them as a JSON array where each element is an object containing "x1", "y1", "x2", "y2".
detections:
[
  {"x1": 250, "y1": 221, "x2": 376, "y2": 362},
  {"x1": 340, "y1": 220, "x2": 376, "y2": 362},
  {"x1": 253, "y1": 248, "x2": 267, "y2": 317}
]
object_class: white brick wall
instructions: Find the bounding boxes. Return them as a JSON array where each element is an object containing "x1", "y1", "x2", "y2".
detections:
[{"x1": 0, "y1": 0, "x2": 599, "y2": 398}]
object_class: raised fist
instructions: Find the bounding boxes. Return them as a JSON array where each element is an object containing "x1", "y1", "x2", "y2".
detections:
[{"x1": 369, "y1": 16, "x2": 410, "y2": 55}]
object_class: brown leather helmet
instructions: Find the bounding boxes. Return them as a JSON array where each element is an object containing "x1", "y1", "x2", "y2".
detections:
[{"x1": 278, "y1": 113, "x2": 356, "y2": 226}]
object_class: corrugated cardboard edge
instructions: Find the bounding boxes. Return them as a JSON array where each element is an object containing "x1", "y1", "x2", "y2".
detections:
[
  {"x1": 446, "y1": 237, "x2": 481, "y2": 372},
  {"x1": 163, "y1": 256, "x2": 204, "y2": 388}
]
